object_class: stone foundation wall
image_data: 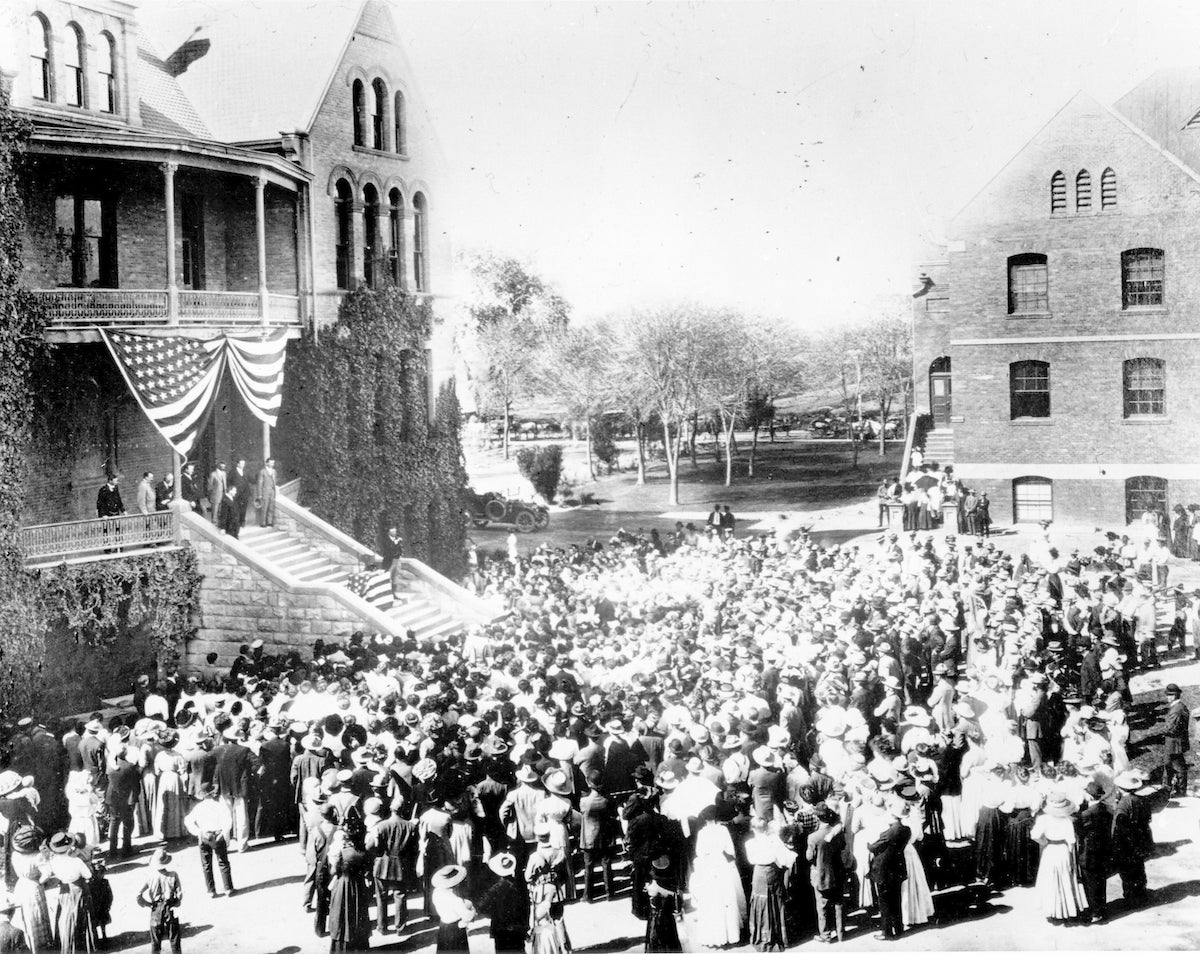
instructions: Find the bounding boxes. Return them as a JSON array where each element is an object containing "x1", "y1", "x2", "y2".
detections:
[{"x1": 180, "y1": 521, "x2": 374, "y2": 676}]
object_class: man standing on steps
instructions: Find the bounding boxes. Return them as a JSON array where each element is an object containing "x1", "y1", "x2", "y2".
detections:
[
  {"x1": 219, "y1": 485, "x2": 242, "y2": 539},
  {"x1": 255, "y1": 457, "x2": 278, "y2": 528},
  {"x1": 380, "y1": 527, "x2": 405, "y2": 603},
  {"x1": 231, "y1": 458, "x2": 250, "y2": 529},
  {"x1": 207, "y1": 462, "x2": 226, "y2": 524}
]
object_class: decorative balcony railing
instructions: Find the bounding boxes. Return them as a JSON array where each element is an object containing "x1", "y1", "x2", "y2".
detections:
[
  {"x1": 20, "y1": 511, "x2": 176, "y2": 562},
  {"x1": 34, "y1": 289, "x2": 303, "y2": 333}
]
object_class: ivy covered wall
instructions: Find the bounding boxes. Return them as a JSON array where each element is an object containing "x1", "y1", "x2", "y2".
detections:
[{"x1": 277, "y1": 286, "x2": 469, "y2": 579}]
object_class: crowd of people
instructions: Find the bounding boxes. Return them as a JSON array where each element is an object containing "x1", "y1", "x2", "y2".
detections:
[{"x1": 0, "y1": 511, "x2": 1191, "y2": 953}]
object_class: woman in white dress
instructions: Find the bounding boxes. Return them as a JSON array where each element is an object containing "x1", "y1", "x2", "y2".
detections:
[
  {"x1": 154, "y1": 731, "x2": 189, "y2": 840},
  {"x1": 687, "y1": 809, "x2": 746, "y2": 947},
  {"x1": 957, "y1": 729, "x2": 989, "y2": 839},
  {"x1": 65, "y1": 770, "x2": 100, "y2": 847},
  {"x1": 850, "y1": 791, "x2": 891, "y2": 910},
  {"x1": 1105, "y1": 711, "x2": 1130, "y2": 774},
  {"x1": 1029, "y1": 792, "x2": 1088, "y2": 921},
  {"x1": 898, "y1": 796, "x2": 936, "y2": 929}
]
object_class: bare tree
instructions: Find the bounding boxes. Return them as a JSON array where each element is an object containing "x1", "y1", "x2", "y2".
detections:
[
  {"x1": 857, "y1": 309, "x2": 914, "y2": 455},
  {"x1": 741, "y1": 319, "x2": 806, "y2": 476},
  {"x1": 539, "y1": 322, "x2": 614, "y2": 479}
]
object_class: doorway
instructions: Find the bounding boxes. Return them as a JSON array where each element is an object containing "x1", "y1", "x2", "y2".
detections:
[{"x1": 929, "y1": 356, "x2": 952, "y2": 427}]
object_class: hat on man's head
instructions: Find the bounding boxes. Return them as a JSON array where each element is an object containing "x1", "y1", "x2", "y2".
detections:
[{"x1": 487, "y1": 853, "x2": 516, "y2": 878}]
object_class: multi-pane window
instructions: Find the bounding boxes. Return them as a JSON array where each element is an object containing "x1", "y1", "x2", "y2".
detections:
[
  {"x1": 97, "y1": 32, "x2": 116, "y2": 113},
  {"x1": 362, "y1": 185, "x2": 379, "y2": 288},
  {"x1": 1101, "y1": 168, "x2": 1116, "y2": 210},
  {"x1": 1008, "y1": 253, "x2": 1048, "y2": 314},
  {"x1": 394, "y1": 91, "x2": 407, "y2": 154},
  {"x1": 29, "y1": 15, "x2": 51, "y2": 101},
  {"x1": 372, "y1": 79, "x2": 386, "y2": 150},
  {"x1": 1009, "y1": 360, "x2": 1050, "y2": 419},
  {"x1": 65, "y1": 24, "x2": 86, "y2": 107},
  {"x1": 1121, "y1": 248, "x2": 1164, "y2": 308},
  {"x1": 412, "y1": 192, "x2": 427, "y2": 291},
  {"x1": 1013, "y1": 477, "x2": 1053, "y2": 523},
  {"x1": 1125, "y1": 476, "x2": 1167, "y2": 526},
  {"x1": 388, "y1": 188, "x2": 404, "y2": 285},
  {"x1": 1123, "y1": 357, "x2": 1165, "y2": 416},
  {"x1": 351, "y1": 80, "x2": 365, "y2": 146},
  {"x1": 1076, "y1": 169, "x2": 1091, "y2": 211},
  {"x1": 55, "y1": 193, "x2": 114, "y2": 287},
  {"x1": 1050, "y1": 171, "x2": 1066, "y2": 213},
  {"x1": 334, "y1": 179, "x2": 353, "y2": 289}
]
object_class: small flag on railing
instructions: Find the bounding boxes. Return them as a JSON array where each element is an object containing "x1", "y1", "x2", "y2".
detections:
[{"x1": 99, "y1": 329, "x2": 289, "y2": 458}]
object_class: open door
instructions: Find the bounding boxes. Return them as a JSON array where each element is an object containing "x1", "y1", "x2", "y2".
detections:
[{"x1": 929, "y1": 356, "x2": 952, "y2": 427}]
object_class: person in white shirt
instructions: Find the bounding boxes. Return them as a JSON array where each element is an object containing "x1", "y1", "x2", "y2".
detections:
[{"x1": 184, "y1": 784, "x2": 235, "y2": 898}]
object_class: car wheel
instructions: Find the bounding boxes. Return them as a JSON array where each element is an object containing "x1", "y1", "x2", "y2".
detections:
[
  {"x1": 534, "y1": 509, "x2": 550, "y2": 530},
  {"x1": 484, "y1": 499, "x2": 507, "y2": 522},
  {"x1": 514, "y1": 510, "x2": 537, "y2": 533}
]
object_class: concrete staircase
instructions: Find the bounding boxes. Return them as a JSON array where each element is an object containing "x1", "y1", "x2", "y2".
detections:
[{"x1": 922, "y1": 428, "x2": 955, "y2": 467}]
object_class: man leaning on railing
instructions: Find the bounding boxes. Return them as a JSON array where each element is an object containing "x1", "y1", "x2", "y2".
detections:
[{"x1": 96, "y1": 473, "x2": 125, "y2": 553}]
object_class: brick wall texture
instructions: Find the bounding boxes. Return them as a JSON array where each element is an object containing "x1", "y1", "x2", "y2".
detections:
[{"x1": 913, "y1": 91, "x2": 1200, "y2": 527}]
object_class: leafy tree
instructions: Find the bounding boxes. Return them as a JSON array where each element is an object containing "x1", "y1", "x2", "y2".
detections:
[
  {"x1": 516, "y1": 444, "x2": 564, "y2": 502},
  {"x1": 741, "y1": 319, "x2": 805, "y2": 476},
  {"x1": 857, "y1": 309, "x2": 914, "y2": 455},
  {"x1": 539, "y1": 322, "x2": 613, "y2": 478},
  {"x1": 457, "y1": 253, "x2": 569, "y2": 458}
]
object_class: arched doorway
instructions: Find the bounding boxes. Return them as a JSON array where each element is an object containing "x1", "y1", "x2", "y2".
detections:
[{"x1": 929, "y1": 356, "x2": 952, "y2": 427}]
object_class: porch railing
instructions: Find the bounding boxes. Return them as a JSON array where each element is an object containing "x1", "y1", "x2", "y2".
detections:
[
  {"x1": 35, "y1": 289, "x2": 302, "y2": 331},
  {"x1": 20, "y1": 511, "x2": 176, "y2": 561}
]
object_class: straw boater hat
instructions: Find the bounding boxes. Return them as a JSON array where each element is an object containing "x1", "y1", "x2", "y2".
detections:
[
  {"x1": 515, "y1": 764, "x2": 539, "y2": 784},
  {"x1": 814, "y1": 709, "x2": 847, "y2": 738},
  {"x1": 1114, "y1": 770, "x2": 1144, "y2": 792},
  {"x1": 487, "y1": 853, "x2": 516, "y2": 877},
  {"x1": 431, "y1": 864, "x2": 467, "y2": 889},
  {"x1": 1043, "y1": 792, "x2": 1076, "y2": 817},
  {"x1": 547, "y1": 738, "x2": 576, "y2": 761},
  {"x1": 150, "y1": 847, "x2": 172, "y2": 869},
  {"x1": 0, "y1": 772, "x2": 22, "y2": 799},
  {"x1": 49, "y1": 832, "x2": 74, "y2": 854},
  {"x1": 752, "y1": 745, "x2": 779, "y2": 769}
]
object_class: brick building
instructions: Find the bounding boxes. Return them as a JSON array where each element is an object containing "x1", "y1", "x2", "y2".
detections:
[
  {"x1": 913, "y1": 72, "x2": 1200, "y2": 529},
  {"x1": 0, "y1": 0, "x2": 448, "y2": 524}
]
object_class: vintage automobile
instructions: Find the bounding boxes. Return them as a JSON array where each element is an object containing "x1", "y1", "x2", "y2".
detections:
[{"x1": 461, "y1": 486, "x2": 549, "y2": 533}]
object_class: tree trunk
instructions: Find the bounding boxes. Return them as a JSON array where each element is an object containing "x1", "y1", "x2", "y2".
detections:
[
  {"x1": 635, "y1": 421, "x2": 646, "y2": 485},
  {"x1": 502, "y1": 401, "x2": 511, "y2": 459},
  {"x1": 689, "y1": 412, "x2": 698, "y2": 468},
  {"x1": 663, "y1": 418, "x2": 680, "y2": 506},
  {"x1": 878, "y1": 395, "x2": 891, "y2": 456},
  {"x1": 749, "y1": 425, "x2": 760, "y2": 477},
  {"x1": 723, "y1": 415, "x2": 735, "y2": 487},
  {"x1": 714, "y1": 428, "x2": 722, "y2": 464},
  {"x1": 585, "y1": 416, "x2": 595, "y2": 479}
]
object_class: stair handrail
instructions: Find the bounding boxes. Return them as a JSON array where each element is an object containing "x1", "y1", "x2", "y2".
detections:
[
  {"x1": 899, "y1": 410, "x2": 919, "y2": 482},
  {"x1": 275, "y1": 495, "x2": 380, "y2": 563}
]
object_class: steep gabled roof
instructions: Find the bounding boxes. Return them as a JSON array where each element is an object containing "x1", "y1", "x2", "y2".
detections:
[
  {"x1": 1112, "y1": 68, "x2": 1200, "y2": 175},
  {"x1": 137, "y1": 0, "x2": 365, "y2": 143}
]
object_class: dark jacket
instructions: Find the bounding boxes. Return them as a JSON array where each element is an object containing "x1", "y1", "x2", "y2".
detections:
[
  {"x1": 1076, "y1": 799, "x2": 1112, "y2": 874},
  {"x1": 868, "y1": 819, "x2": 910, "y2": 883},
  {"x1": 1164, "y1": 699, "x2": 1190, "y2": 755},
  {"x1": 218, "y1": 493, "x2": 241, "y2": 537},
  {"x1": 601, "y1": 738, "x2": 647, "y2": 796},
  {"x1": 1112, "y1": 792, "x2": 1153, "y2": 862},
  {"x1": 478, "y1": 875, "x2": 529, "y2": 938},
  {"x1": 212, "y1": 742, "x2": 252, "y2": 799},
  {"x1": 186, "y1": 747, "x2": 217, "y2": 799},
  {"x1": 807, "y1": 824, "x2": 848, "y2": 893},
  {"x1": 106, "y1": 758, "x2": 141, "y2": 808},
  {"x1": 96, "y1": 483, "x2": 124, "y2": 517},
  {"x1": 579, "y1": 789, "x2": 617, "y2": 852},
  {"x1": 368, "y1": 813, "x2": 416, "y2": 883},
  {"x1": 78, "y1": 734, "x2": 107, "y2": 789}
]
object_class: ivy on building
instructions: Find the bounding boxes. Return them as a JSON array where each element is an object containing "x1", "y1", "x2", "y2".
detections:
[{"x1": 277, "y1": 285, "x2": 469, "y2": 579}]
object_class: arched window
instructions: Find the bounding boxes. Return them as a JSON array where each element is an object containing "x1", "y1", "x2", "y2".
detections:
[
  {"x1": 1123, "y1": 357, "x2": 1165, "y2": 417},
  {"x1": 334, "y1": 179, "x2": 353, "y2": 289},
  {"x1": 1125, "y1": 476, "x2": 1168, "y2": 526},
  {"x1": 65, "y1": 23, "x2": 86, "y2": 107},
  {"x1": 351, "y1": 79, "x2": 365, "y2": 146},
  {"x1": 412, "y1": 192, "x2": 427, "y2": 291},
  {"x1": 1007, "y1": 253, "x2": 1048, "y2": 314},
  {"x1": 394, "y1": 90, "x2": 407, "y2": 154},
  {"x1": 1101, "y1": 167, "x2": 1117, "y2": 210},
  {"x1": 1009, "y1": 360, "x2": 1050, "y2": 419},
  {"x1": 1013, "y1": 477, "x2": 1053, "y2": 523},
  {"x1": 96, "y1": 32, "x2": 116, "y2": 113},
  {"x1": 1050, "y1": 171, "x2": 1066, "y2": 213},
  {"x1": 362, "y1": 184, "x2": 380, "y2": 288},
  {"x1": 28, "y1": 14, "x2": 52, "y2": 101},
  {"x1": 388, "y1": 188, "x2": 404, "y2": 285},
  {"x1": 1075, "y1": 169, "x2": 1091, "y2": 212},
  {"x1": 371, "y1": 78, "x2": 386, "y2": 150},
  {"x1": 1121, "y1": 248, "x2": 1164, "y2": 308}
]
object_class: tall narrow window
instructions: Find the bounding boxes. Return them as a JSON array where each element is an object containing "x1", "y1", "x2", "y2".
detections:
[
  {"x1": 371, "y1": 78, "x2": 386, "y2": 150},
  {"x1": 412, "y1": 192, "x2": 427, "y2": 292},
  {"x1": 1050, "y1": 171, "x2": 1066, "y2": 213},
  {"x1": 1123, "y1": 357, "x2": 1165, "y2": 417},
  {"x1": 29, "y1": 15, "x2": 51, "y2": 101},
  {"x1": 55, "y1": 193, "x2": 115, "y2": 287},
  {"x1": 334, "y1": 179, "x2": 353, "y2": 289},
  {"x1": 388, "y1": 188, "x2": 404, "y2": 285},
  {"x1": 1075, "y1": 169, "x2": 1091, "y2": 212},
  {"x1": 181, "y1": 195, "x2": 205, "y2": 289},
  {"x1": 362, "y1": 184, "x2": 379, "y2": 289},
  {"x1": 351, "y1": 80, "x2": 365, "y2": 146},
  {"x1": 1121, "y1": 248, "x2": 1163, "y2": 308},
  {"x1": 1101, "y1": 167, "x2": 1117, "y2": 210},
  {"x1": 65, "y1": 23, "x2": 86, "y2": 107},
  {"x1": 96, "y1": 32, "x2": 116, "y2": 113},
  {"x1": 1009, "y1": 360, "x2": 1050, "y2": 419},
  {"x1": 1007, "y1": 253, "x2": 1048, "y2": 314},
  {"x1": 394, "y1": 91, "x2": 407, "y2": 154}
]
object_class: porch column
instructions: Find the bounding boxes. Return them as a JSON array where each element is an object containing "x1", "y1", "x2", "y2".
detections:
[
  {"x1": 163, "y1": 161, "x2": 178, "y2": 324},
  {"x1": 254, "y1": 172, "x2": 269, "y2": 325},
  {"x1": 262, "y1": 422, "x2": 272, "y2": 461}
]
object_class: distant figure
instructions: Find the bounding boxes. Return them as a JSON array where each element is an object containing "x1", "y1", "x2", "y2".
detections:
[
  {"x1": 180, "y1": 461, "x2": 203, "y2": 513},
  {"x1": 137, "y1": 847, "x2": 183, "y2": 954},
  {"x1": 380, "y1": 527, "x2": 405, "y2": 601},
  {"x1": 137, "y1": 472, "x2": 156, "y2": 516},
  {"x1": 721, "y1": 505, "x2": 736, "y2": 540},
  {"x1": 96, "y1": 474, "x2": 124, "y2": 518},
  {"x1": 219, "y1": 486, "x2": 241, "y2": 539},
  {"x1": 231, "y1": 459, "x2": 250, "y2": 528},
  {"x1": 256, "y1": 458, "x2": 278, "y2": 528},
  {"x1": 154, "y1": 473, "x2": 175, "y2": 511},
  {"x1": 207, "y1": 462, "x2": 227, "y2": 524}
]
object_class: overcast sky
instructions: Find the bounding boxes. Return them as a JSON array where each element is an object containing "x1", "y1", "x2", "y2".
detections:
[{"x1": 395, "y1": 0, "x2": 1200, "y2": 329}]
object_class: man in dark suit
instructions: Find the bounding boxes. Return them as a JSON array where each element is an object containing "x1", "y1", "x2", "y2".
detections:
[
  {"x1": 78, "y1": 718, "x2": 107, "y2": 796},
  {"x1": 579, "y1": 769, "x2": 617, "y2": 902},
  {"x1": 1112, "y1": 771, "x2": 1153, "y2": 906},
  {"x1": 212, "y1": 727, "x2": 252, "y2": 852},
  {"x1": 748, "y1": 746, "x2": 786, "y2": 822},
  {"x1": 601, "y1": 718, "x2": 646, "y2": 803},
  {"x1": 230, "y1": 458, "x2": 250, "y2": 528},
  {"x1": 107, "y1": 744, "x2": 141, "y2": 858},
  {"x1": 1078, "y1": 780, "x2": 1113, "y2": 923},
  {"x1": 255, "y1": 722, "x2": 293, "y2": 843},
  {"x1": 380, "y1": 526, "x2": 405, "y2": 601},
  {"x1": 218, "y1": 485, "x2": 242, "y2": 538},
  {"x1": 1162, "y1": 683, "x2": 1190, "y2": 796},
  {"x1": 869, "y1": 805, "x2": 911, "y2": 940},
  {"x1": 366, "y1": 803, "x2": 416, "y2": 934},
  {"x1": 96, "y1": 474, "x2": 124, "y2": 517},
  {"x1": 291, "y1": 735, "x2": 335, "y2": 853},
  {"x1": 1079, "y1": 636, "x2": 1102, "y2": 703}
]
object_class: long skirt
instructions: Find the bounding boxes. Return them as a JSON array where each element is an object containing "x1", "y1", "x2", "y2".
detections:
[
  {"x1": 688, "y1": 855, "x2": 746, "y2": 946},
  {"x1": 748, "y1": 865, "x2": 789, "y2": 952},
  {"x1": 1003, "y1": 809, "x2": 1038, "y2": 887},
  {"x1": 1034, "y1": 842, "x2": 1088, "y2": 919},
  {"x1": 941, "y1": 794, "x2": 967, "y2": 841},
  {"x1": 327, "y1": 874, "x2": 371, "y2": 950},
  {"x1": 853, "y1": 839, "x2": 875, "y2": 909},
  {"x1": 974, "y1": 807, "x2": 1007, "y2": 883},
  {"x1": 530, "y1": 918, "x2": 572, "y2": 954},
  {"x1": 436, "y1": 920, "x2": 470, "y2": 954},
  {"x1": 137, "y1": 771, "x2": 157, "y2": 838},
  {"x1": 901, "y1": 843, "x2": 935, "y2": 928},
  {"x1": 14, "y1": 874, "x2": 54, "y2": 954},
  {"x1": 54, "y1": 882, "x2": 92, "y2": 954},
  {"x1": 155, "y1": 771, "x2": 187, "y2": 840}
]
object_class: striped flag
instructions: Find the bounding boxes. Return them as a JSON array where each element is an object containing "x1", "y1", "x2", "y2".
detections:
[{"x1": 100, "y1": 329, "x2": 289, "y2": 458}]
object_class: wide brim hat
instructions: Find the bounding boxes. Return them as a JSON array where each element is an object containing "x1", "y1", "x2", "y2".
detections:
[
  {"x1": 814, "y1": 711, "x2": 848, "y2": 738},
  {"x1": 547, "y1": 739, "x2": 576, "y2": 761},
  {"x1": 487, "y1": 853, "x2": 516, "y2": 877},
  {"x1": 413, "y1": 759, "x2": 438, "y2": 783},
  {"x1": 515, "y1": 764, "x2": 539, "y2": 784},
  {"x1": 542, "y1": 769, "x2": 572, "y2": 796},
  {"x1": 151, "y1": 848, "x2": 173, "y2": 869},
  {"x1": 1114, "y1": 770, "x2": 1144, "y2": 791},
  {"x1": 302, "y1": 735, "x2": 324, "y2": 753},
  {"x1": 953, "y1": 701, "x2": 975, "y2": 721},
  {"x1": 1043, "y1": 792, "x2": 1076, "y2": 817},
  {"x1": 752, "y1": 745, "x2": 779, "y2": 769},
  {"x1": 48, "y1": 832, "x2": 73, "y2": 854},
  {"x1": 0, "y1": 771, "x2": 23, "y2": 798},
  {"x1": 656, "y1": 771, "x2": 681, "y2": 791},
  {"x1": 431, "y1": 864, "x2": 468, "y2": 889}
]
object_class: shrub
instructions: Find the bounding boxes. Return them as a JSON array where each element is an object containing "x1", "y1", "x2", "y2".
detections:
[
  {"x1": 591, "y1": 417, "x2": 620, "y2": 473},
  {"x1": 516, "y1": 444, "x2": 564, "y2": 502}
]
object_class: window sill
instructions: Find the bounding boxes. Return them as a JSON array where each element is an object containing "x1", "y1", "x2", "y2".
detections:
[
  {"x1": 352, "y1": 145, "x2": 410, "y2": 161},
  {"x1": 1009, "y1": 418, "x2": 1054, "y2": 426},
  {"x1": 1122, "y1": 416, "x2": 1170, "y2": 425},
  {"x1": 1049, "y1": 210, "x2": 1117, "y2": 218},
  {"x1": 1008, "y1": 311, "x2": 1052, "y2": 319},
  {"x1": 1122, "y1": 306, "x2": 1167, "y2": 315}
]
